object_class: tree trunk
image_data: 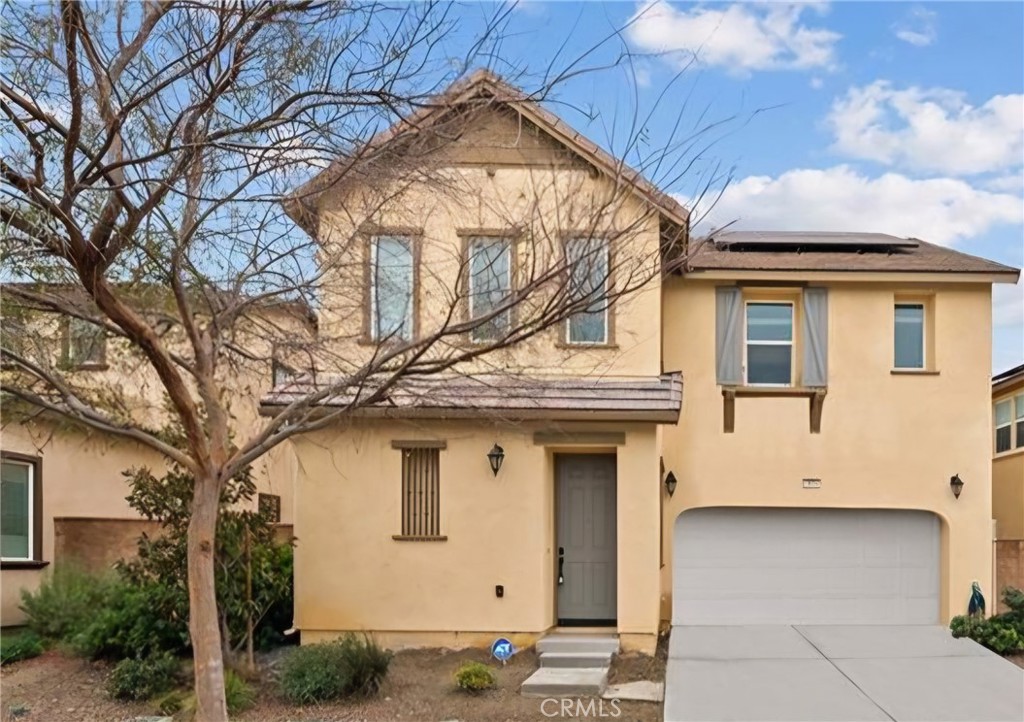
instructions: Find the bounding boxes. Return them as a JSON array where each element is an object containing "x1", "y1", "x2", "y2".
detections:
[{"x1": 188, "y1": 473, "x2": 229, "y2": 722}]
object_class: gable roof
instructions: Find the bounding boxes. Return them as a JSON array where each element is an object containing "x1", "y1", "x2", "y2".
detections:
[
  {"x1": 284, "y1": 69, "x2": 689, "y2": 238},
  {"x1": 687, "y1": 231, "x2": 1020, "y2": 278},
  {"x1": 994, "y1": 363, "x2": 1024, "y2": 394}
]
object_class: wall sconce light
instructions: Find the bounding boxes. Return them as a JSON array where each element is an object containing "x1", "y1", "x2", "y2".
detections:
[
  {"x1": 950, "y1": 474, "x2": 964, "y2": 499},
  {"x1": 664, "y1": 471, "x2": 677, "y2": 497},
  {"x1": 487, "y1": 443, "x2": 505, "y2": 476}
]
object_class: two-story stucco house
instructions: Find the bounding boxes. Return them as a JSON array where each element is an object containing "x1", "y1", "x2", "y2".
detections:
[
  {"x1": 993, "y1": 363, "x2": 1024, "y2": 606},
  {"x1": 262, "y1": 71, "x2": 1020, "y2": 655}
]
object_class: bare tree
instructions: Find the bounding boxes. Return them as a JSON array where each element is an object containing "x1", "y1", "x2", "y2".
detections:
[{"x1": 1, "y1": 2, "x2": 732, "y2": 718}]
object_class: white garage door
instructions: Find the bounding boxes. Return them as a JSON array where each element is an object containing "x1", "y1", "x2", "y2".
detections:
[{"x1": 673, "y1": 508, "x2": 940, "y2": 625}]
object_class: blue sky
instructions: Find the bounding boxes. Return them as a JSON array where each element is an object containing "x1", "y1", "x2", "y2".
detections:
[{"x1": 460, "y1": 1, "x2": 1024, "y2": 372}]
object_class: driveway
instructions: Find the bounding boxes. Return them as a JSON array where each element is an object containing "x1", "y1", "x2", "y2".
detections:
[{"x1": 665, "y1": 625, "x2": 1024, "y2": 722}]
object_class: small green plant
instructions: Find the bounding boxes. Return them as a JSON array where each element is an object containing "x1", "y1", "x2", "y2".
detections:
[
  {"x1": 279, "y1": 635, "x2": 391, "y2": 704},
  {"x1": 950, "y1": 587, "x2": 1024, "y2": 655},
  {"x1": 20, "y1": 566, "x2": 119, "y2": 641},
  {"x1": 454, "y1": 661, "x2": 497, "y2": 692},
  {"x1": 224, "y1": 669, "x2": 256, "y2": 713},
  {"x1": 0, "y1": 629, "x2": 44, "y2": 665},
  {"x1": 154, "y1": 689, "x2": 186, "y2": 716},
  {"x1": 106, "y1": 653, "x2": 181, "y2": 701}
]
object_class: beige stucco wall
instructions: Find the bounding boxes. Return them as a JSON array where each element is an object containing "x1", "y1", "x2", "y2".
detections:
[
  {"x1": 292, "y1": 419, "x2": 661, "y2": 652},
  {"x1": 993, "y1": 374, "x2": 1024, "y2": 540},
  {"x1": 660, "y1": 277, "x2": 996, "y2": 623}
]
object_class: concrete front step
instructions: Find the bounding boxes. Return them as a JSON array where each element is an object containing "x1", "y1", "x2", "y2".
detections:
[
  {"x1": 520, "y1": 667, "x2": 609, "y2": 697},
  {"x1": 540, "y1": 651, "x2": 615, "y2": 668},
  {"x1": 535, "y1": 634, "x2": 619, "y2": 655}
]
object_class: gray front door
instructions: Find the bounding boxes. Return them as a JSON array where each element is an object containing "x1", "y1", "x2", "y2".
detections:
[{"x1": 556, "y1": 454, "x2": 617, "y2": 624}]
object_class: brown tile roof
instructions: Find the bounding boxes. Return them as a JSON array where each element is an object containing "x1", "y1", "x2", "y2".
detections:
[
  {"x1": 261, "y1": 372, "x2": 682, "y2": 423},
  {"x1": 688, "y1": 232, "x2": 1020, "y2": 277}
]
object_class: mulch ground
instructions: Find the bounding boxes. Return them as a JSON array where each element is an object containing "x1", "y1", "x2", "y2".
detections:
[{"x1": 2, "y1": 645, "x2": 664, "y2": 722}]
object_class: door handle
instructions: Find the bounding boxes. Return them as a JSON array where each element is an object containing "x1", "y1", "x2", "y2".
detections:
[{"x1": 558, "y1": 546, "x2": 565, "y2": 585}]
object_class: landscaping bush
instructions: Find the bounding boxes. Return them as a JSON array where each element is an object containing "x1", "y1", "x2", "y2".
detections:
[
  {"x1": 72, "y1": 581, "x2": 190, "y2": 660},
  {"x1": 224, "y1": 669, "x2": 257, "y2": 713},
  {"x1": 106, "y1": 653, "x2": 181, "y2": 701},
  {"x1": 279, "y1": 635, "x2": 391, "y2": 704},
  {"x1": 950, "y1": 586, "x2": 1024, "y2": 654},
  {"x1": 20, "y1": 566, "x2": 119, "y2": 641},
  {"x1": 454, "y1": 661, "x2": 497, "y2": 692},
  {"x1": 0, "y1": 629, "x2": 44, "y2": 665}
]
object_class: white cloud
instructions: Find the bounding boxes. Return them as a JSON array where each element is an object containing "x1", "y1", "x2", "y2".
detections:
[
  {"x1": 626, "y1": 1, "x2": 840, "y2": 75},
  {"x1": 892, "y1": 7, "x2": 937, "y2": 47},
  {"x1": 827, "y1": 81, "x2": 1024, "y2": 175},
  {"x1": 994, "y1": 277, "x2": 1024, "y2": 329},
  {"x1": 698, "y1": 165, "x2": 1022, "y2": 246}
]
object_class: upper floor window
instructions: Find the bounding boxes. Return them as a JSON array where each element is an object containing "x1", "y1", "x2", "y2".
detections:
[
  {"x1": 370, "y1": 236, "x2": 414, "y2": 342},
  {"x1": 744, "y1": 302, "x2": 793, "y2": 386},
  {"x1": 995, "y1": 393, "x2": 1024, "y2": 453},
  {"x1": 1, "y1": 454, "x2": 39, "y2": 562},
  {"x1": 468, "y1": 237, "x2": 512, "y2": 342},
  {"x1": 894, "y1": 303, "x2": 925, "y2": 370},
  {"x1": 65, "y1": 317, "x2": 106, "y2": 368},
  {"x1": 566, "y1": 237, "x2": 610, "y2": 345}
]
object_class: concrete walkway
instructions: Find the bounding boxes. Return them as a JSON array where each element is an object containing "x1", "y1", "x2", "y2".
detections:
[{"x1": 665, "y1": 625, "x2": 1024, "y2": 722}]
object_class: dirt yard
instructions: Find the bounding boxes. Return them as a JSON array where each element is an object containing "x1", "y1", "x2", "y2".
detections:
[{"x1": 1, "y1": 646, "x2": 664, "y2": 722}]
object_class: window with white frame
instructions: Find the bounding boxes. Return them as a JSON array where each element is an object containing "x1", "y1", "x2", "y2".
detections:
[
  {"x1": 1017, "y1": 394, "x2": 1024, "y2": 449},
  {"x1": 565, "y1": 237, "x2": 610, "y2": 345},
  {"x1": 370, "y1": 236, "x2": 414, "y2": 342},
  {"x1": 995, "y1": 399, "x2": 1013, "y2": 453},
  {"x1": 468, "y1": 237, "x2": 511, "y2": 342},
  {"x1": 1, "y1": 457, "x2": 36, "y2": 561},
  {"x1": 744, "y1": 302, "x2": 793, "y2": 385},
  {"x1": 894, "y1": 303, "x2": 925, "y2": 369}
]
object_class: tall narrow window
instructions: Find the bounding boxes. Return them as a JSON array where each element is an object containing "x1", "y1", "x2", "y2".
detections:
[
  {"x1": 66, "y1": 317, "x2": 106, "y2": 367},
  {"x1": 468, "y1": 237, "x2": 511, "y2": 342},
  {"x1": 566, "y1": 237, "x2": 610, "y2": 345},
  {"x1": 745, "y1": 302, "x2": 793, "y2": 386},
  {"x1": 1016, "y1": 394, "x2": 1024, "y2": 449},
  {"x1": 995, "y1": 400, "x2": 1012, "y2": 453},
  {"x1": 370, "y1": 236, "x2": 414, "y2": 342},
  {"x1": 894, "y1": 303, "x2": 925, "y2": 369},
  {"x1": 400, "y1": 447, "x2": 441, "y2": 538},
  {"x1": 1, "y1": 458, "x2": 34, "y2": 561}
]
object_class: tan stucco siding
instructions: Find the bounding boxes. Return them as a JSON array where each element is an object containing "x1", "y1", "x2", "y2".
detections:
[
  {"x1": 660, "y1": 278, "x2": 995, "y2": 623},
  {"x1": 994, "y1": 453, "x2": 1024, "y2": 539},
  {"x1": 291, "y1": 419, "x2": 661, "y2": 650}
]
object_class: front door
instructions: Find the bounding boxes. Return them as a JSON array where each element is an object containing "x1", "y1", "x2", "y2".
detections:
[{"x1": 556, "y1": 454, "x2": 617, "y2": 625}]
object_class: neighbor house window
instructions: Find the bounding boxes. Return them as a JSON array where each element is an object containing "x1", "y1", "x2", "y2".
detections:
[
  {"x1": 65, "y1": 317, "x2": 106, "y2": 367},
  {"x1": 258, "y1": 493, "x2": 281, "y2": 523},
  {"x1": 565, "y1": 237, "x2": 610, "y2": 345},
  {"x1": 745, "y1": 302, "x2": 793, "y2": 386},
  {"x1": 395, "y1": 443, "x2": 443, "y2": 539},
  {"x1": 894, "y1": 303, "x2": 925, "y2": 369},
  {"x1": 468, "y1": 237, "x2": 511, "y2": 342},
  {"x1": 995, "y1": 399, "x2": 1013, "y2": 453},
  {"x1": 1017, "y1": 394, "x2": 1024, "y2": 449},
  {"x1": 370, "y1": 236, "x2": 414, "y2": 342},
  {"x1": 271, "y1": 359, "x2": 296, "y2": 388},
  {"x1": 1, "y1": 454, "x2": 39, "y2": 562}
]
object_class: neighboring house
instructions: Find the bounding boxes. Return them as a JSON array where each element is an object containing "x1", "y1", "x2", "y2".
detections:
[
  {"x1": 993, "y1": 363, "x2": 1024, "y2": 607},
  {"x1": 0, "y1": 295, "x2": 308, "y2": 625},
  {"x1": 263, "y1": 72, "x2": 1021, "y2": 654}
]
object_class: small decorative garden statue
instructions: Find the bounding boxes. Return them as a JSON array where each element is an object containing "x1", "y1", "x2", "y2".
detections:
[{"x1": 968, "y1": 581, "x2": 986, "y2": 618}]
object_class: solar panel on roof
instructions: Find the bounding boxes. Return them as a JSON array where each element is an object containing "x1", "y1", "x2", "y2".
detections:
[{"x1": 713, "y1": 231, "x2": 919, "y2": 249}]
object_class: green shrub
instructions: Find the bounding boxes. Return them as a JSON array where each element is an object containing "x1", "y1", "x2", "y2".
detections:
[
  {"x1": 454, "y1": 661, "x2": 496, "y2": 692},
  {"x1": 20, "y1": 567, "x2": 119, "y2": 641},
  {"x1": 224, "y1": 669, "x2": 256, "y2": 713},
  {"x1": 106, "y1": 653, "x2": 181, "y2": 701},
  {"x1": 950, "y1": 587, "x2": 1024, "y2": 655},
  {"x1": 71, "y1": 580, "x2": 189, "y2": 660},
  {"x1": 0, "y1": 629, "x2": 44, "y2": 665},
  {"x1": 279, "y1": 635, "x2": 391, "y2": 704}
]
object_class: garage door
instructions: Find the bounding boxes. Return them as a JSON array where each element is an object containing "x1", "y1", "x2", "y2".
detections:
[{"x1": 673, "y1": 508, "x2": 940, "y2": 625}]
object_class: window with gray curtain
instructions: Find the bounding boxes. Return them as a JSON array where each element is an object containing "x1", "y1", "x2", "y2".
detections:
[
  {"x1": 371, "y1": 236, "x2": 414, "y2": 341},
  {"x1": 995, "y1": 399, "x2": 1013, "y2": 453},
  {"x1": 745, "y1": 302, "x2": 793, "y2": 385},
  {"x1": 66, "y1": 317, "x2": 106, "y2": 366},
  {"x1": 468, "y1": 237, "x2": 511, "y2": 342},
  {"x1": 565, "y1": 237, "x2": 610, "y2": 344},
  {"x1": 894, "y1": 303, "x2": 925, "y2": 369},
  {"x1": 1, "y1": 459, "x2": 32, "y2": 560}
]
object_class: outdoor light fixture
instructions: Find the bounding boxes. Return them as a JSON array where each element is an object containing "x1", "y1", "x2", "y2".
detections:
[
  {"x1": 950, "y1": 474, "x2": 964, "y2": 499},
  {"x1": 487, "y1": 443, "x2": 505, "y2": 476},
  {"x1": 664, "y1": 471, "x2": 678, "y2": 497}
]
